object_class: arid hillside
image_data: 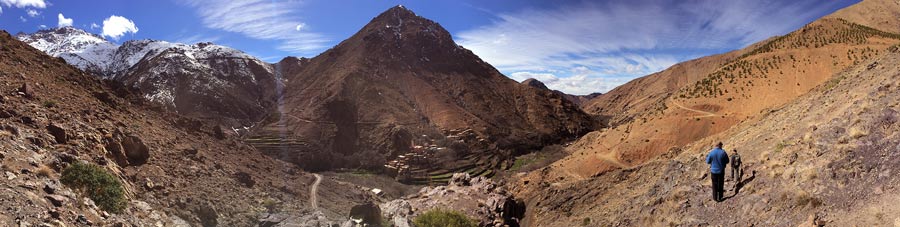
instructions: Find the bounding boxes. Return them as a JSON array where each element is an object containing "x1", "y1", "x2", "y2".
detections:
[
  {"x1": 515, "y1": 44, "x2": 900, "y2": 227},
  {"x1": 826, "y1": 0, "x2": 900, "y2": 34},
  {"x1": 248, "y1": 6, "x2": 593, "y2": 174},
  {"x1": 562, "y1": 2, "x2": 900, "y2": 180},
  {"x1": 0, "y1": 30, "x2": 364, "y2": 226}
]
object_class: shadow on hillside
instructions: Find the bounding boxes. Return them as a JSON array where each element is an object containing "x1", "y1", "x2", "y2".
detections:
[{"x1": 723, "y1": 170, "x2": 756, "y2": 201}]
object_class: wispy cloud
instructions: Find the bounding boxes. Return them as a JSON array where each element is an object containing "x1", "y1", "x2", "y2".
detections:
[
  {"x1": 0, "y1": 0, "x2": 46, "y2": 8},
  {"x1": 509, "y1": 68, "x2": 628, "y2": 95},
  {"x1": 181, "y1": 0, "x2": 328, "y2": 55},
  {"x1": 25, "y1": 8, "x2": 37, "y2": 17},
  {"x1": 458, "y1": 0, "x2": 852, "y2": 94}
]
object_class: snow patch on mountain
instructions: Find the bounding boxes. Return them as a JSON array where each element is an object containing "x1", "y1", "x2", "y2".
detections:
[{"x1": 16, "y1": 27, "x2": 266, "y2": 80}]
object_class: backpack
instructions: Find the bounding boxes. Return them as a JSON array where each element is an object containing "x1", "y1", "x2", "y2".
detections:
[{"x1": 731, "y1": 154, "x2": 742, "y2": 167}]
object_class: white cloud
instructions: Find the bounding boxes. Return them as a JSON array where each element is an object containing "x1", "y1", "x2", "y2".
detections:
[
  {"x1": 38, "y1": 24, "x2": 46, "y2": 29},
  {"x1": 181, "y1": 0, "x2": 328, "y2": 55},
  {"x1": 510, "y1": 68, "x2": 626, "y2": 95},
  {"x1": 101, "y1": 15, "x2": 139, "y2": 40},
  {"x1": 0, "y1": 0, "x2": 46, "y2": 8},
  {"x1": 19, "y1": 16, "x2": 26, "y2": 22},
  {"x1": 295, "y1": 23, "x2": 307, "y2": 31},
  {"x1": 25, "y1": 8, "x2": 36, "y2": 17},
  {"x1": 459, "y1": 0, "x2": 850, "y2": 93},
  {"x1": 90, "y1": 23, "x2": 99, "y2": 30},
  {"x1": 57, "y1": 13, "x2": 73, "y2": 27}
]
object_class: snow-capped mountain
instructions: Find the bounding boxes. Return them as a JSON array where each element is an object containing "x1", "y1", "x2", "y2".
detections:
[{"x1": 16, "y1": 27, "x2": 279, "y2": 126}]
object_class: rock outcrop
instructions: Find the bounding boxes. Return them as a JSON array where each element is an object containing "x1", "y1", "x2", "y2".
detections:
[{"x1": 382, "y1": 173, "x2": 524, "y2": 227}]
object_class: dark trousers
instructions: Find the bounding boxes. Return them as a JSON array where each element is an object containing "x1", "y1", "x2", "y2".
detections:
[
  {"x1": 732, "y1": 166, "x2": 742, "y2": 183},
  {"x1": 711, "y1": 172, "x2": 725, "y2": 202}
]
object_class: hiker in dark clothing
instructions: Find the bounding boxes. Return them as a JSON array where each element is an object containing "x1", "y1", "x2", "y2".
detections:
[
  {"x1": 731, "y1": 149, "x2": 742, "y2": 189},
  {"x1": 706, "y1": 142, "x2": 729, "y2": 202}
]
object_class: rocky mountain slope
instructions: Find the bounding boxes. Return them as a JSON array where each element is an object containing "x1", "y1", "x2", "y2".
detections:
[
  {"x1": 561, "y1": 0, "x2": 900, "y2": 180},
  {"x1": 0, "y1": 30, "x2": 366, "y2": 226},
  {"x1": 249, "y1": 6, "x2": 594, "y2": 172},
  {"x1": 510, "y1": 0, "x2": 900, "y2": 225},
  {"x1": 521, "y1": 78, "x2": 602, "y2": 108},
  {"x1": 16, "y1": 27, "x2": 278, "y2": 127},
  {"x1": 515, "y1": 44, "x2": 900, "y2": 227}
]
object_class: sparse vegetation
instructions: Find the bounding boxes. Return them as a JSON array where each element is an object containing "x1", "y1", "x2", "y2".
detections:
[
  {"x1": 508, "y1": 145, "x2": 566, "y2": 173},
  {"x1": 775, "y1": 141, "x2": 786, "y2": 153},
  {"x1": 678, "y1": 18, "x2": 900, "y2": 99},
  {"x1": 848, "y1": 126, "x2": 868, "y2": 139},
  {"x1": 413, "y1": 209, "x2": 477, "y2": 227},
  {"x1": 43, "y1": 100, "x2": 57, "y2": 108},
  {"x1": 35, "y1": 164, "x2": 53, "y2": 177},
  {"x1": 60, "y1": 162, "x2": 127, "y2": 213},
  {"x1": 795, "y1": 191, "x2": 823, "y2": 208},
  {"x1": 582, "y1": 217, "x2": 592, "y2": 226}
]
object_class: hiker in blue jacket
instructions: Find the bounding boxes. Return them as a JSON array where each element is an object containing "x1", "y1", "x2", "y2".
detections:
[{"x1": 706, "y1": 142, "x2": 729, "y2": 202}]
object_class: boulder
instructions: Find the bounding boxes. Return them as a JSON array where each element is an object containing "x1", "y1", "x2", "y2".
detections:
[
  {"x1": 349, "y1": 202, "x2": 383, "y2": 226},
  {"x1": 92, "y1": 91, "x2": 118, "y2": 107},
  {"x1": 45, "y1": 195, "x2": 67, "y2": 207},
  {"x1": 233, "y1": 172, "x2": 255, "y2": 188},
  {"x1": 104, "y1": 138, "x2": 129, "y2": 166},
  {"x1": 27, "y1": 137, "x2": 46, "y2": 147},
  {"x1": 18, "y1": 83, "x2": 33, "y2": 98},
  {"x1": 450, "y1": 173, "x2": 471, "y2": 186},
  {"x1": 121, "y1": 135, "x2": 150, "y2": 165},
  {"x1": 213, "y1": 125, "x2": 227, "y2": 140},
  {"x1": 46, "y1": 124, "x2": 67, "y2": 144}
]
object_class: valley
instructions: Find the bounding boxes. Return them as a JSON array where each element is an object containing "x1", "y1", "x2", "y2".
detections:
[{"x1": 2, "y1": 0, "x2": 900, "y2": 226}]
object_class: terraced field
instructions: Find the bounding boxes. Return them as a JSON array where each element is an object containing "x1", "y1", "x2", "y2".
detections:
[{"x1": 402, "y1": 150, "x2": 503, "y2": 185}]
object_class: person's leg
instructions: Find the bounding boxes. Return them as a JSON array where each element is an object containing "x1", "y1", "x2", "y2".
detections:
[
  {"x1": 710, "y1": 172, "x2": 717, "y2": 201},
  {"x1": 718, "y1": 173, "x2": 725, "y2": 200},
  {"x1": 712, "y1": 173, "x2": 723, "y2": 201},
  {"x1": 717, "y1": 173, "x2": 724, "y2": 201},
  {"x1": 731, "y1": 167, "x2": 735, "y2": 182}
]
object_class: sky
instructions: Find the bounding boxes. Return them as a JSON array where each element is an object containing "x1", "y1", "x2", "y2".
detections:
[{"x1": 0, "y1": 0, "x2": 859, "y2": 95}]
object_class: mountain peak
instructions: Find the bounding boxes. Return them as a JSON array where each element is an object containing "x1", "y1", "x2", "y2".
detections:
[
  {"x1": 339, "y1": 5, "x2": 461, "y2": 60},
  {"x1": 371, "y1": 4, "x2": 425, "y2": 26},
  {"x1": 522, "y1": 78, "x2": 550, "y2": 90}
]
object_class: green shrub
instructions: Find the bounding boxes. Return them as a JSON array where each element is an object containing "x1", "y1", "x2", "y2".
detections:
[
  {"x1": 43, "y1": 100, "x2": 57, "y2": 108},
  {"x1": 413, "y1": 209, "x2": 477, "y2": 227},
  {"x1": 774, "y1": 141, "x2": 786, "y2": 153},
  {"x1": 61, "y1": 162, "x2": 127, "y2": 213}
]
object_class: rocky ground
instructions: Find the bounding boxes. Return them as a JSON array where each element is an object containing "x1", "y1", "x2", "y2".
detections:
[
  {"x1": 381, "y1": 173, "x2": 524, "y2": 227},
  {"x1": 0, "y1": 30, "x2": 373, "y2": 226},
  {"x1": 511, "y1": 49, "x2": 900, "y2": 226}
]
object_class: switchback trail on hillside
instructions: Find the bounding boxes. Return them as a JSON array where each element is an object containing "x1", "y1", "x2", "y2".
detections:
[{"x1": 671, "y1": 100, "x2": 719, "y2": 118}]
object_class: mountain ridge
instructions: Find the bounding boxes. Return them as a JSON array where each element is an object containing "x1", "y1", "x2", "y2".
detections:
[
  {"x1": 249, "y1": 5, "x2": 594, "y2": 175},
  {"x1": 17, "y1": 27, "x2": 280, "y2": 127}
]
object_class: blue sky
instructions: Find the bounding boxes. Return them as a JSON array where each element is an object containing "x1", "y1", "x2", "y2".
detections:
[{"x1": 0, "y1": 0, "x2": 858, "y2": 95}]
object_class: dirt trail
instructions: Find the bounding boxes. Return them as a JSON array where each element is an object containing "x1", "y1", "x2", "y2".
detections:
[
  {"x1": 310, "y1": 174, "x2": 322, "y2": 209},
  {"x1": 595, "y1": 151, "x2": 629, "y2": 169},
  {"x1": 671, "y1": 100, "x2": 719, "y2": 118}
]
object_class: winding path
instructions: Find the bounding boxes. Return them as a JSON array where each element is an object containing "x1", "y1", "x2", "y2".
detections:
[
  {"x1": 310, "y1": 174, "x2": 322, "y2": 209},
  {"x1": 671, "y1": 100, "x2": 719, "y2": 118}
]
